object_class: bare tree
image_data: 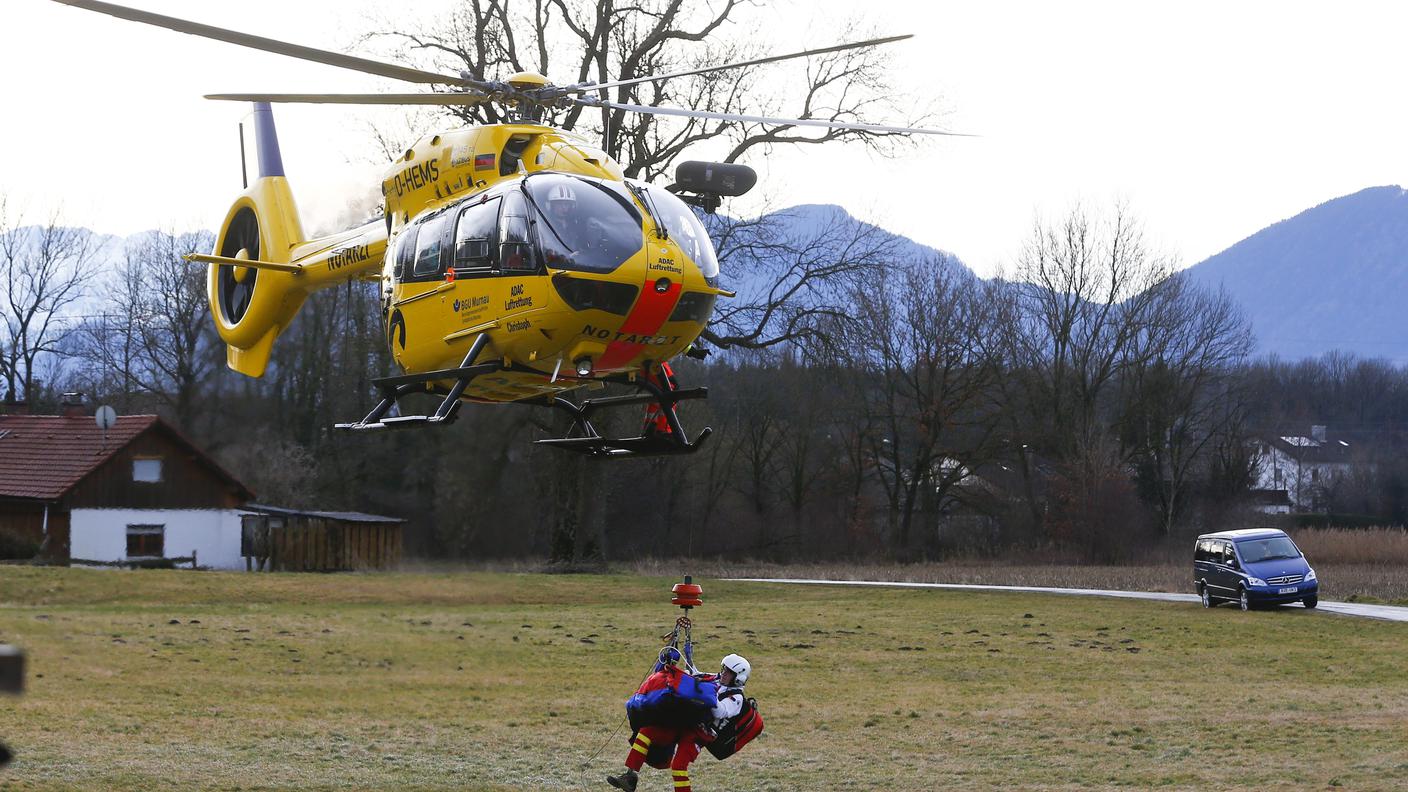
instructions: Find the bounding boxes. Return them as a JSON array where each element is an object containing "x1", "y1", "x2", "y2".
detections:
[
  {"x1": 1000, "y1": 204, "x2": 1178, "y2": 452},
  {"x1": 837, "y1": 254, "x2": 1003, "y2": 554},
  {"x1": 74, "y1": 232, "x2": 222, "y2": 430},
  {"x1": 995, "y1": 203, "x2": 1178, "y2": 533},
  {"x1": 1045, "y1": 427, "x2": 1146, "y2": 562},
  {"x1": 702, "y1": 206, "x2": 903, "y2": 353},
  {"x1": 72, "y1": 253, "x2": 146, "y2": 413},
  {"x1": 373, "y1": 1, "x2": 927, "y2": 180},
  {"x1": 132, "y1": 232, "x2": 219, "y2": 428},
  {"x1": 0, "y1": 198, "x2": 97, "y2": 403},
  {"x1": 1120, "y1": 279, "x2": 1253, "y2": 535}
]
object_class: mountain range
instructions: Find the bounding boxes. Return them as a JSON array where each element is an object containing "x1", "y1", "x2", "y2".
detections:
[
  {"x1": 1180, "y1": 185, "x2": 1408, "y2": 363},
  {"x1": 766, "y1": 186, "x2": 1408, "y2": 364}
]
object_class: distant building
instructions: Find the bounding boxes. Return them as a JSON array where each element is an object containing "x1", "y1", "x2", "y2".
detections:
[
  {"x1": 0, "y1": 412, "x2": 253, "y2": 568},
  {"x1": 1255, "y1": 425, "x2": 1355, "y2": 511},
  {"x1": 239, "y1": 504, "x2": 405, "y2": 572}
]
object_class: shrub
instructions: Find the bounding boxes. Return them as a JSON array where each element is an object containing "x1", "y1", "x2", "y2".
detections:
[{"x1": 0, "y1": 531, "x2": 40, "y2": 561}]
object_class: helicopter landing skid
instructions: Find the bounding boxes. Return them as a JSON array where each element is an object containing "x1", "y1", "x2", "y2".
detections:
[
  {"x1": 334, "y1": 334, "x2": 497, "y2": 431},
  {"x1": 535, "y1": 377, "x2": 711, "y2": 458}
]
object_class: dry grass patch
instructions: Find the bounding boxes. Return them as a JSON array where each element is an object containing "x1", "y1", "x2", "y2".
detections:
[
  {"x1": 1290, "y1": 526, "x2": 1408, "y2": 565},
  {"x1": 0, "y1": 568, "x2": 1405, "y2": 791}
]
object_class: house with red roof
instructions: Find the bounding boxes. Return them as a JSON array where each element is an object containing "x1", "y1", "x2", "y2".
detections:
[{"x1": 0, "y1": 410, "x2": 253, "y2": 568}]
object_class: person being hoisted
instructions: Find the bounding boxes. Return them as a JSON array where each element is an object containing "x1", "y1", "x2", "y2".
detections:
[{"x1": 607, "y1": 652, "x2": 753, "y2": 792}]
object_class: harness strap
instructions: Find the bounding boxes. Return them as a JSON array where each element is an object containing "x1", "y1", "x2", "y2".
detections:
[{"x1": 661, "y1": 615, "x2": 697, "y2": 673}]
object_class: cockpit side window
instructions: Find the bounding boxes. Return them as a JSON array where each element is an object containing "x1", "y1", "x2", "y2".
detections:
[
  {"x1": 500, "y1": 192, "x2": 538, "y2": 273},
  {"x1": 412, "y1": 212, "x2": 452, "y2": 279},
  {"x1": 648, "y1": 186, "x2": 720, "y2": 279},
  {"x1": 454, "y1": 197, "x2": 500, "y2": 271},
  {"x1": 394, "y1": 224, "x2": 420, "y2": 281}
]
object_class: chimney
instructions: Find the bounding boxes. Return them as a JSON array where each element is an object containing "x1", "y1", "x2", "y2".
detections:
[
  {"x1": 1310, "y1": 425, "x2": 1327, "y2": 443},
  {"x1": 60, "y1": 392, "x2": 87, "y2": 418}
]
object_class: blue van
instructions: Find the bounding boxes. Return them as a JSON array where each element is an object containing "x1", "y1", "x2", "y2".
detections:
[{"x1": 1193, "y1": 529, "x2": 1319, "y2": 610}]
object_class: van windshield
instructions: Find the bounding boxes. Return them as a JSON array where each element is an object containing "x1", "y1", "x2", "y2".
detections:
[{"x1": 1237, "y1": 536, "x2": 1301, "y2": 563}]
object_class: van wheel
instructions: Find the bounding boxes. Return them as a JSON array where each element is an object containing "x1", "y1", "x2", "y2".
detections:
[
  {"x1": 1238, "y1": 588, "x2": 1251, "y2": 611},
  {"x1": 1303, "y1": 595, "x2": 1318, "y2": 609},
  {"x1": 1199, "y1": 582, "x2": 1215, "y2": 608}
]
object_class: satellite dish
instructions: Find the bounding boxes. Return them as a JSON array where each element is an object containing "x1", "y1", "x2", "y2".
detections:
[{"x1": 95, "y1": 405, "x2": 117, "y2": 431}]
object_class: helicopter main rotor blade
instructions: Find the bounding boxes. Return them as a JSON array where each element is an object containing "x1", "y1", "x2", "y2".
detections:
[
  {"x1": 206, "y1": 92, "x2": 490, "y2": 105},
  {"x1": 564, "y1": 35, "x2": 913, "y2": 95},
  {"x1": 51, "y1": 0, "x2": 475, "y2": 87},
  {"x1": 572, "y1": 97, "x2": 971, "y2": 137}
]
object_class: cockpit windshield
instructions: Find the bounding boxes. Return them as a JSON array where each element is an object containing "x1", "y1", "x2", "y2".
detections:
[
  {"x1": 646, "y1": 185, "x2": 720, "y2": 280},
  {"x1": 526, "y1": 174, "x2": 643, "y2": 274}
]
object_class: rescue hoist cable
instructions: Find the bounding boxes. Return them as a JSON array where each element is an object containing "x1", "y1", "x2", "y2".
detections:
[
  {"x1": 580, "y1": 576, "x2": 705, "y2": 783},
  {"x1": 579, "y1": 647, "x2": 669, "y2": 781}
]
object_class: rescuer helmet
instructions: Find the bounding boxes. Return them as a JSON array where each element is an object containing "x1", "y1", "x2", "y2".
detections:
[{"x1": 719, "y1": 653, "x2": 750, "y2": 686}]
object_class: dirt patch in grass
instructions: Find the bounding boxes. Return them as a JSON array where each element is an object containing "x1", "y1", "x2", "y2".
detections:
[{"x1": 1, "y1": 569, "x2": 1405, "y2": 790}]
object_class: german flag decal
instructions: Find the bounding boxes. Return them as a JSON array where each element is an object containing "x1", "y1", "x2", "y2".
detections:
[{"x1": 474, "y1": 153, "x2": 496, "y2": 171}]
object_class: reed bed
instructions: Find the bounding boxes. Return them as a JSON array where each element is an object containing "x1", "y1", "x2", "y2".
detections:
[{"x1": 624, "y1": 527, "x2": 1408, "y2": 604}]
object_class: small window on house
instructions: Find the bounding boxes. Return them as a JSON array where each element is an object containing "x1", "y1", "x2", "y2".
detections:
[
  {"x1": 133, "y1": 458, "x2": 163, "y2": 483},
  {"x1": 126, "y1": 525, "x2": 164, "y2": 559}
]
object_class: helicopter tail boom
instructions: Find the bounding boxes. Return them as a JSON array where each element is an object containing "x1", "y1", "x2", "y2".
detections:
[{"x1": 205, "y1": 103, "x2": 388, "y2": 377}]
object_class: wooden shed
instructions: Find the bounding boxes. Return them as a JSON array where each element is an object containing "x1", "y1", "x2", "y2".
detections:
[{"x1": 239, "y1": 505, "x2": 404, "y2": 572}]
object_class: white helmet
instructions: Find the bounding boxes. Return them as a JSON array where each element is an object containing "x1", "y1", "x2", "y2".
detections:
[
  {"x1": 548, "y1": 182, "x2": 576, "y2": 206},
  {"x1": 720, "y1": 653, "x2": 751, "y2": 686}
]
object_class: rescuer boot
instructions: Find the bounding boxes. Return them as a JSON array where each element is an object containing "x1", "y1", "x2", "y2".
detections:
[{"x1": 607, "y1": 769, "x2": 638, "y2": 791}]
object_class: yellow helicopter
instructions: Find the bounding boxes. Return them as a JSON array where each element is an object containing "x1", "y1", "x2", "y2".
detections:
[{"x1": 54, "y1": 0, "x2": 963, "y2": 457}]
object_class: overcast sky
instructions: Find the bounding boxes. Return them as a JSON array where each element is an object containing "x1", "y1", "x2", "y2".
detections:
[{"x1": 4, "y1": 0, "x2": 1406, "y2": 277}]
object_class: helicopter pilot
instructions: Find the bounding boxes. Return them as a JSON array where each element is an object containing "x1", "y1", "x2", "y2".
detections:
[
  {"x1": 547, "y1": 182, "x2": 579, "y2": 224},
  {"x1": 544, "y1": 181, "x2": 611, "y2": 260}
]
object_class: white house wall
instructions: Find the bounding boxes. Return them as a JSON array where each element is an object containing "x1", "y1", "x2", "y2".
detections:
[
  {"x1": 1256, "y1": 444, "x2": 1357, "y2": 511},
  {"x1": 69, "y1": 509, "x2": 245, "y2": 570}
]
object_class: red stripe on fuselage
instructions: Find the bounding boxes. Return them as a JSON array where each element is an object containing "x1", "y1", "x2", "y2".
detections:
[{"x1": 595, "y1": 277, "x2": 682, "y2": 371}]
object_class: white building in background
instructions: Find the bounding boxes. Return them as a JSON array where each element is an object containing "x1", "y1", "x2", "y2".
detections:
[
  {"x1": 0, "y1": 408, "x2": 254, "y2": 569},
  {"x1": 69, "y1": 508, "x2": 247, "y2": 569},
  {"x1": 1255, "y1": 425, "x2": 1356, "y2": 512}
]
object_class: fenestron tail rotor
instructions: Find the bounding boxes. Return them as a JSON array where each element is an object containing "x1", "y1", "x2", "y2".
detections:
[{"x1": 216, "y1": 207, "x2": 260, "y2": 325}]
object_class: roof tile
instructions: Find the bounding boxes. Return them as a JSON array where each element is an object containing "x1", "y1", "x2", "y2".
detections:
[{"x1": 0, "y1": 414, "x2": 161, "y2": 500}]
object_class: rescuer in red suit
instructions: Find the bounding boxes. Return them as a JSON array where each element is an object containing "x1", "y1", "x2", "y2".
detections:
[{"x1": 607, "y1": 653, "x2": 751, "y2": 792}]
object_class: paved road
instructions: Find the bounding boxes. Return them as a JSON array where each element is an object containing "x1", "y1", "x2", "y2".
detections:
[{"x1": 729, "y1": 578, "x2": 1408, "y2": 623}]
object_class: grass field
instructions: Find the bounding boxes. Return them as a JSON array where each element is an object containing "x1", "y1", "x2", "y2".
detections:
[{"x1": 1, "y1": 568, "x2": 1405, "y2": 791}]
